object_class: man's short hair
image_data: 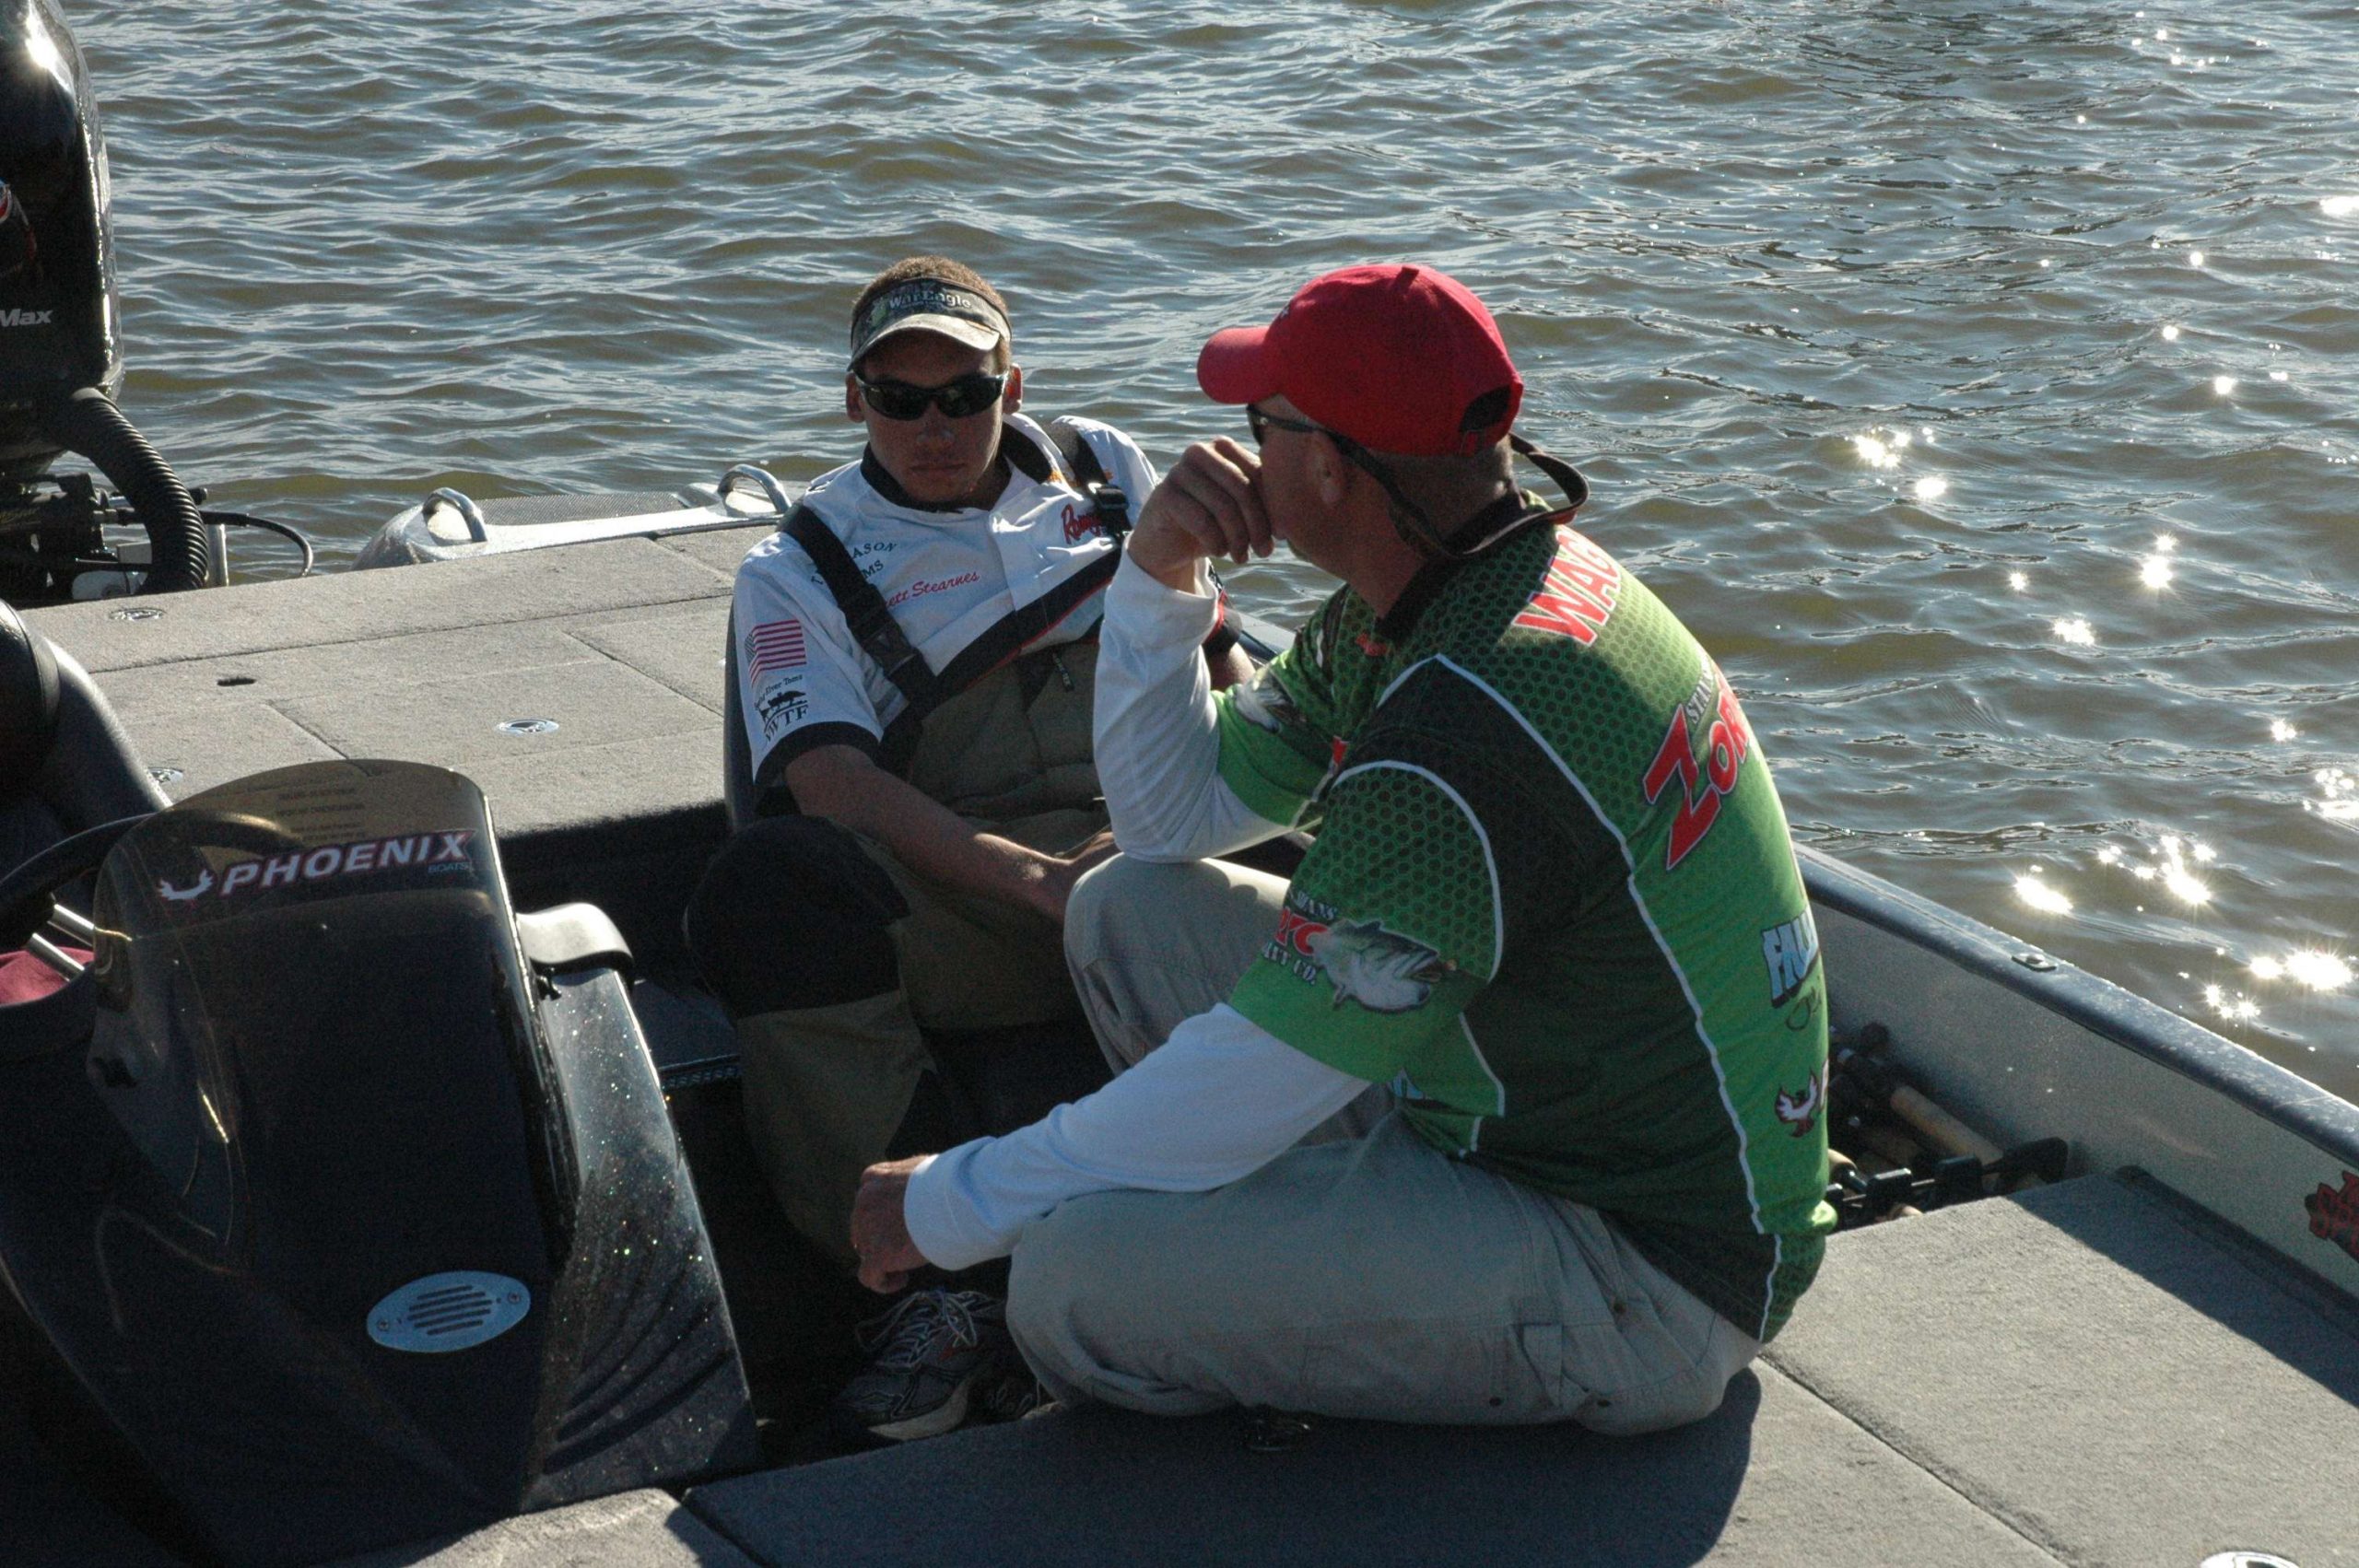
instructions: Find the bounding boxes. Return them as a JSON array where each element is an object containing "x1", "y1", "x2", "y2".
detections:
[
  {"x1": 1385, "y1": 441, "x2": 1518, "y2": 547},
  {"x1": 849, "y1": 258, "x2": 1013, "y2": 373}
]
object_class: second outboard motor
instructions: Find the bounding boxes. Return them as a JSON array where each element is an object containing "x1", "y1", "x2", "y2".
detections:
[
  {"x1": 0, "y1": 0, "x2": 214, "y2": 602},
  {"x1": 0, "y1": 759, "x2": 757, "y2": 1565}
]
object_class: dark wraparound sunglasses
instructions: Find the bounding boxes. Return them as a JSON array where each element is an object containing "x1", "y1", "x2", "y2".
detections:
[
  {"x1": 1247, "y1": 404, "x2": 1442, "y2": 551},
  {"x1": 857, "y1": 370, "x2": 1007, "y2": 421}
]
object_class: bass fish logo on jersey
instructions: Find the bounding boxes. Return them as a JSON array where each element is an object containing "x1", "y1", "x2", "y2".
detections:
[
  {"x1": 1267, "y1": 898, "x2": 1451, "y2": 1013},
  {"x1": 1307, "y1": 919, "x2": 1451, "y2": 1014},
  {"x1": 1230, "y1": 664, "x2": 1304, "y2": 734}
]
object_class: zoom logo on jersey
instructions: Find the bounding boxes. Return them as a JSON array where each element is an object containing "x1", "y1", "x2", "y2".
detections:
[
  {"x1": 1641, "y1": 664, "x2": 1751, "y2": 869},
  {"x1": 1761, "y1": 908, "x2": 1820, "y2": 1007}
]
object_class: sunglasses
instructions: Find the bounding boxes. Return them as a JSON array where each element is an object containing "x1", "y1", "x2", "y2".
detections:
[
  {"x1": 857, "y1": 370, "x2": 1007, "y2": 421},
  {"x1": 1246, "y1": 403, "x2": 1440, "y2": 548}
]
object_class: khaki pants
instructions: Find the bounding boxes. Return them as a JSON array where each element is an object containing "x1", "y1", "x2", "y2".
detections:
[
  {"x1": 728, "y1": 808, "x2": 1101, "y2": 1269},
  {"x1": 1013, "y1": 855, "x2": 1761, "y2": 1433}
]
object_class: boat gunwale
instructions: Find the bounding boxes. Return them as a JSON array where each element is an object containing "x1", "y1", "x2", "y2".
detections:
[{"x1": 1798, "y1": 841, "x2": 2359, "y2": 1173}]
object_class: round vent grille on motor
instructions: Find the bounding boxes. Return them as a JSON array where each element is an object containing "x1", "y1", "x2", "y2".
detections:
[{"x1": 368, "y1": 1271, "x2": 532, "y2": 1353}]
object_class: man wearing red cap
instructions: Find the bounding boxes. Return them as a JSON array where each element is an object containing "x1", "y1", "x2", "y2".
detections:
[{"x1": 853, "y1": 264, "x2": 1834, "y2": 1432}]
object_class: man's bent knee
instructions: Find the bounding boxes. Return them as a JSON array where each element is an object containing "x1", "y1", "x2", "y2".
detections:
[
  {"x1": 687, "y1": 815, "x2": 907, "y2": 1014},
  {"x1": 1060, "y1": 854, "x2": 1155, "y2": 975}
]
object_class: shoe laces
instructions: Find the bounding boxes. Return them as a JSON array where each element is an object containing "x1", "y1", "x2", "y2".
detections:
[
  {"x1": 981, "y1": 1369, "x2": 1051, "y2": 1422},
  {"x1": 855, "y1": 1288, "x2": 996, "y2": 1372}
]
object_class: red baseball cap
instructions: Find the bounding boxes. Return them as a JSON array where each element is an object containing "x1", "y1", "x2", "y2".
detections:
[{"x1": 1196, "y1": 264, "x2": 1523, "y2": 457}]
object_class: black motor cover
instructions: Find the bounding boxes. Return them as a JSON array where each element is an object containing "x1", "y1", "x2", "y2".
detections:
[
  {"x1": 0, "y1": 0, "x2": 121, "y2": 485},
  {"x1": 0, "y1": 760, "x2": 755, "y2": 1564}
]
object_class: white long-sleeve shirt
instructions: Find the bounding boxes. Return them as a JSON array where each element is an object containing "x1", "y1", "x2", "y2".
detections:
[{"x1": 900, "y1": 556, "x2": 1370, "y2": 1271}]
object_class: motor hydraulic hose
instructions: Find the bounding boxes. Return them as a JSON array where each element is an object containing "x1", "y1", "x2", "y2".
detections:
[{"x1": 37, "y1": 387, "x2": 213, "y2": 593}]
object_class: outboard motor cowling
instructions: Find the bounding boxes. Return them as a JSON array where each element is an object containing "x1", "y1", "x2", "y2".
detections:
[
  {"x1": 0, "y1": 0, "x2": 214, "y2": 599},
  {"x1": 0, "y1": 0, "x2": 119, "y2": 483},
  {"x1": 0, "y1": 759, "x2": 757, "y2": 1565}
]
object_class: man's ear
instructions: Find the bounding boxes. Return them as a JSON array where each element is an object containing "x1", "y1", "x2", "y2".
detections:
[
  {"x1": 1003, "y1": 363, "x2": 1023, "y2": 415},
  {"x1": 845, "y1": 374, "x2": 863, "y2": 423},
  {"x1": 1311, "y1": 433, "x2": 1353, "y2": 509}
]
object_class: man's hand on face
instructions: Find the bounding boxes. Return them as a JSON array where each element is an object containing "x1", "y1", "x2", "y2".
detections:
[
  {"x1": 1128, "y1": 437, "x2": 1274, "y2": 593},
  {"x1": 851, "y1": 1155, "x2": 932, "y2": 1293}
]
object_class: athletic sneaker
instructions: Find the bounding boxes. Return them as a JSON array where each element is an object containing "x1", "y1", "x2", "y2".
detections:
[
  {"x1": 978, "y1": 1365, "x2": 1059, "y2": 1423},
  {"x1": 834, "y1": 1288, "x2": 1010, "y2": 1442}
]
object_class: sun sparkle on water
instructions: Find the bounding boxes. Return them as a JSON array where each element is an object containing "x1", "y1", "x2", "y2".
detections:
[
  {"x1": 1852, "y1": 431, "x2": 1905, "y2": 470},
  {"x1": 2014, "y1": 872, "x2": 2073, "y2": 915},
  {"x1": 2284, "y1": 952, "x2": 2354, "y2": 991}
]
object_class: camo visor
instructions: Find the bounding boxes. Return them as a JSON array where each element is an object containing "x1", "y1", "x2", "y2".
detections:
[{"x1": 848, "y1": 277, "x2": 1009, "y2": 369}]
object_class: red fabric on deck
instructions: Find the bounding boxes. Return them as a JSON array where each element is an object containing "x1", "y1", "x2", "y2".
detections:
[{"x1": 0, "y1": 946, "x2": 89, "y2": 1005}]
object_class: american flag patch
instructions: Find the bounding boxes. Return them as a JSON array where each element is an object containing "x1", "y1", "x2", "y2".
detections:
[{"x1": 746, "y1": 618, "x2": 807, "y2": 679}]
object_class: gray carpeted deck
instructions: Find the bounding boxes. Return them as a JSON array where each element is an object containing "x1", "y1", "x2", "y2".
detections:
[
  {"x1": 663, "y1": 1175, "x2": 2356, "y2": 1568},
  {"x1": 23, "y1": 532, "x2": 762, "y2": 963},
  {"x1": 1763, "y1": 1171, "x2": 2358, "y2": 1567}
]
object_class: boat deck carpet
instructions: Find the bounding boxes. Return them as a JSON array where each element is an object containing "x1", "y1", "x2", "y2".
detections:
[
  {"x1": 669, "y1": 1173, "x2": 2355, "y2": 1568},
  {"x1": 22, "y1": 532, "x2": 761, "y2": 966}
]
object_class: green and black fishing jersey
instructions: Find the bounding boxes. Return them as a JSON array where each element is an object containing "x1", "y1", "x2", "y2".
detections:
[{"x1": 1218, "y1": 507, "x2": 1835, "y2": 1340}]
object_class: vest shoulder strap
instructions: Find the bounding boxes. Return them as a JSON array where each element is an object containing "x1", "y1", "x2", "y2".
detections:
[
  {"x1": 780, "y1": 433, "x2": 1130, "y2": 775},
  {"x1": 780, "y1": 502, "x2": 942, "y2": 726},
  {"x1": 1042, "y1": 415, "x2": 1108, "y2": 489},
  {"x1": 1042, "y1": 416, "x2": 1132, "y2": 540}
]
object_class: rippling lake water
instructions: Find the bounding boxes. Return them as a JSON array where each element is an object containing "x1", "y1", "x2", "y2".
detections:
[{"x1": 61, "y1": 0, "x2": 2359, "y2": 1096}]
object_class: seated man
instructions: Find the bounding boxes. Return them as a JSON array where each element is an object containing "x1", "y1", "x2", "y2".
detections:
[
  {"x1": 687, "y1": 257, "x2": 1241, "y2": 1441},
  {"x1": 852, "y1": 263, "x2": 1836, "y2": 1431}
]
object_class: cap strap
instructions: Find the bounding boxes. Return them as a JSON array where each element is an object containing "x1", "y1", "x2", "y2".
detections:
[{"x1": 1510, "y1": 434, "x2": 1589, "y2": 513}]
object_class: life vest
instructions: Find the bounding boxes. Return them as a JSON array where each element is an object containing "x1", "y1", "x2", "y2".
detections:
[{"x1": 778, "y1": 417, "x2": 1131, "y2": 821}]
